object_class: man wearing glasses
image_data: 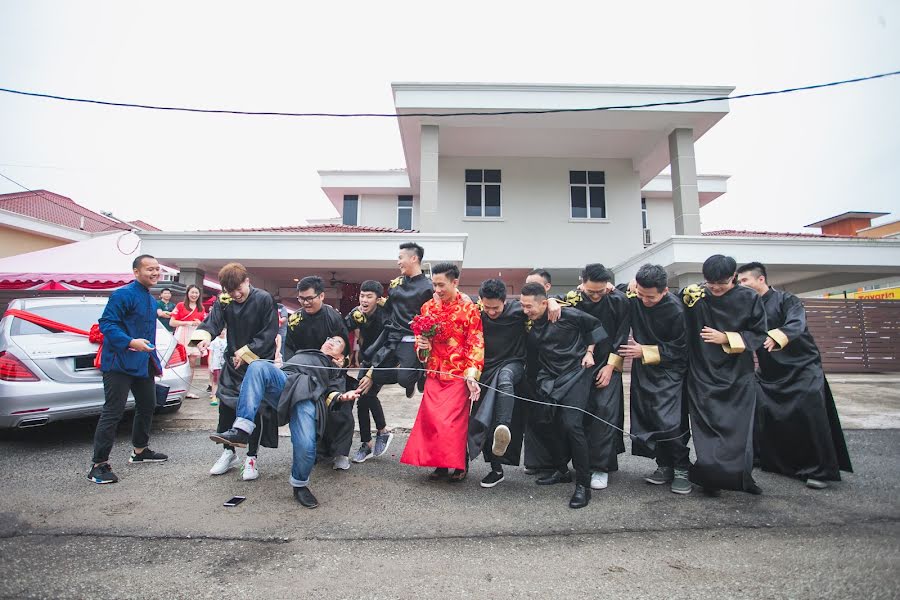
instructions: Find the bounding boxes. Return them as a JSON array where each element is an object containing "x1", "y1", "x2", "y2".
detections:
[
  {"x1": 559, "y1": 264, "x2": 630, "y2": 492},
  {"x1": 284, "y1": 276, "x2": 353, "y2": 470},
  {"x1": 681, "y1": 254, "x2": 768, "y2": 496},
  {"x1": 193, "y1": 262, "x2": 279, "y2": 482}
]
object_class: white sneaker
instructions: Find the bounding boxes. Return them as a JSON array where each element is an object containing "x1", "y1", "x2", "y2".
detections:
[
  {"x1": 591, "y1": 471, "x2": 609, "y2": 490},
  {"x1": 333, "y1": 455, "x2": 350, "y2": 470},
  {"x1": 209, "y1": 449, "x2": 240, "y2": 476},
  {"x1": 241, "y1": 456, "x2": 259, "y2": 481}
]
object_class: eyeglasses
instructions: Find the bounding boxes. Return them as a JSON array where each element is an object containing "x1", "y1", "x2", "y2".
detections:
[{"x1": 298, "y1": 294, "x2": 321, "y2": 304}]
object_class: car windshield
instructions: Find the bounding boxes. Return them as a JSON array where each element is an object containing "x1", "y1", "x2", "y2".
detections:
[{"x1": 9, "y1": 304, "x2": 106, "y2": 336}]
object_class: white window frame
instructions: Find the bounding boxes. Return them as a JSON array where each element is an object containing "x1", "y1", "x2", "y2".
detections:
[
  {"x1": 397, "y1": 195, "x2": 414, "y2": 230},
  {"x1": 568, "y1": 171, "x2": 607, "y2": 222},
  {"x1": 464, "y1": 169, "x2": 503, "y2": 220}
]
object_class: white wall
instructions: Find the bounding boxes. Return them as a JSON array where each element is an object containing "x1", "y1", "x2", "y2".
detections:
[
  {"x1": 350, "y1": 195, "x2": 418, "y2": 230},
  {"x1": 430, "y1": 157, "x2": 645, "y2": 270},
  {"x1": 644, "y1": 197, "x2": 676, "y2": 245}
]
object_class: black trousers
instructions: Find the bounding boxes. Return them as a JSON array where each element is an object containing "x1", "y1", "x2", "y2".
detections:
[
  {"x1": 320, "y1": 400, "x2": 356, "y2": 458},
  {"x1": 550, "y1": 393, "x2": 591, "y2": 487},
  {"x1": 655, "y1": 437, "x2": 691, "y2": 469},
  {"x1": 92, "y1": 371, "x2": 156, "y2": 464},
  {"x1": 356, "y1": 383, "x2": 386, "y2": 443},
  {"x1": 218, "y1": 402, "x2": 261, "y2": 456},
  {"x1": 370, "y1": 341, "x2": 420, "y2": 389}
]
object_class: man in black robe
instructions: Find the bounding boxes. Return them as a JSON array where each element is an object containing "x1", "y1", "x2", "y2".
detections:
[
  {"x1": 284, "y1": 275, "x2": 353, "y2": 470},
  {"x1": 737, "y1": 262, "x2": 852, "y2": 489},
  {"x1": 681, "y1": 255, "x2": 767, "y2": 496},
  {"x1": 193, "y1": 262, "x2": 278, "y2": 481},
  {"x1": 616, "y1": 264, "x2": 691, "y2": 495},
  {"x1": 345, "y1": 280, "x2": 394, "y2": 463},
  {"x1": 210, "y1": 336, "x2": 360, "y2": 508},
  {"x1": 362, "y1": 242, "x2": 433, "y2": 398},
  {"x1": 521, "y1": 282, "x2": 607, "y2": 509},
  {"x1": 468, "y1": 279, "x2": 531, "y2": 488},
  {"x1": 560, "y1": 264, "x2": 629, "y2": 492},
  {"x1": 522, "y1": 268, "x2": 557, "y2": 475}
]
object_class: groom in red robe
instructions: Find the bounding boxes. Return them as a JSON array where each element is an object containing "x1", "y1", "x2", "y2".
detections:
[{"x1": 400, "y1": 262, "x2": 484, "y2": 482}]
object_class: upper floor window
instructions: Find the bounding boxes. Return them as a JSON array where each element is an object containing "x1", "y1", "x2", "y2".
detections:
[
  {"x1": 569, "y1": 171, "x2": 605, "y2": 219},
  {"x1": 641, "y1": 197, "x2": 647, "y2": 229},
  {"x1": 465, "y1": 169, "x2": 501, "y2": 217},
  {"x1": 342, "y1": 195, "x2": 359, "y2": 226},
  {"x1": 398, "y1": 195, "x2": 413, "y2": 230}
]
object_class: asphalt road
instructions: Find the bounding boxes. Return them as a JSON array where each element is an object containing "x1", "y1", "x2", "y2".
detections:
[{"x1": 0, "y1": 424, "x2": 898, "y2": 599}]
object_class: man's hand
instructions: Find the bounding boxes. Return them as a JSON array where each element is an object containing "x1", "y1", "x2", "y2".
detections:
[
  {"x1": 581, "y1": 351, "x2": 595, "y2": 369},
  {"x1": 416, "y1": 335, "x2": 432, "y2": 351},
  {"x1": 339, "y1": 390, "x2": 360, "y2": 402},
  {"x1": 618, "y1": 340, "x2": 644, "y2": 360},
  {"x1": 595, "y1": 364, "x2": 615, "y2": 388},
  {"x1": 232, "y1": 355, "x2": 244, "y2": 369},
  {"x1": 700, "y1": 326, "x2": 728, "y2": 345},
  {"x1": 466, "y1": 377, "x2": 480, "y2": 402},
  {"x1": 763, "y1": 336, "x2": 778, "y2": 352},
  {"x1": 547, "y1": 298, "x2": 562, "y2": 322},
  {"x1": 128, "y1": 338, "x2": 154, "y2": 352},
  {"x1": 357, "y1": 375, "x2": 373, "y2": 395}
]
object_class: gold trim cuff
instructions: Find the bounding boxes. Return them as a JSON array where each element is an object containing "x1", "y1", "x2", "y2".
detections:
[
  {"x1": 640, "y1": 345, "x2": 661, "y2": 366},
  {"x1": 365, "y1": 367, "x2": 373, "y2": 379},
  {"x1": 189, "y1": 329, "x2": 212, "y2": 347},
  {"x1": 606, "y1": 353, "x2": 624, "y2": 372},
  {"x1": 235, "y1": 345, "x2": 260, "y2": 365},
  {"x1": 767, "y1": 328, "x2": 789, "y2": 350},
  {"x1": 463, "y1": 367, "x2": 481, "y2": 381},
  {"x1": 722, "y1": 331, "x2": 746, "y2": 354}
]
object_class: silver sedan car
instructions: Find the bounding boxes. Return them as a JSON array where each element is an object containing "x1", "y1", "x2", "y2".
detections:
[{"x1": 0, "y1": 296, "x2": 191, "y2": 429}]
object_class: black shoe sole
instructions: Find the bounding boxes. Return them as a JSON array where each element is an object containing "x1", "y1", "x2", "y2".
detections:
[
  {"x1": 209, "y1": 434, "x2": 248, "y2": 448},
  {"x1": 128, "y1": 457, "x2": 167, "y2": 464},
  {"x1": 536, "y1": 474, "x2": 572, "y2": 486}
]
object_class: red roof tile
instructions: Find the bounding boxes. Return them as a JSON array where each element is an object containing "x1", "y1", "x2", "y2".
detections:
[
  {"x1": 209, "y1": 224, "x2": 417, "y2": 233},
  {"x1": 128, "y1": 219, "x2": 161, "y2": 231},
  {"x1": 0, "y1": 190, "x2": 130, "y2": 233},
  {"x1": 703, "y1": 229, "x2": 858, "y2": 240}
]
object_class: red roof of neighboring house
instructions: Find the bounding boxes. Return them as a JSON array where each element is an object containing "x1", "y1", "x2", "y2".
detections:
[
  {"x1": 209, "y1": 224, "x2": 417, "y2": 233},
  {"x1": 0, "y1": 190, "x2": 159, "y2": 233},
  {"x1": 703, "y1": 229, "x2": 858, "y2": 240},
  {"x1": 128, "y1": 219, "x2": 161, "y2": 231}
]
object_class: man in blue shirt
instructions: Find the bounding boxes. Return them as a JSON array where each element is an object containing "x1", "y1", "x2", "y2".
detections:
[{"x1": 88, "y1": 254, "x2": 169, "y2": 485}]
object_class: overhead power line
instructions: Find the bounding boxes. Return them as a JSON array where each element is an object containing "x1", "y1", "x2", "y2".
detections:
[{"x1": 0, "y1": 69, "x2": 898, "y2": 119}]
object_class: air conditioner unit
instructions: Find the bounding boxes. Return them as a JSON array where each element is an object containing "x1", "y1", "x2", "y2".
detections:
[{"x1": 643, "y1": 228, "x2": 652, "y2": 245}]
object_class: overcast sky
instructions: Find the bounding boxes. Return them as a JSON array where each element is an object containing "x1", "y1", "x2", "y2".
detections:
[{"x1": 1, "y1": 1, "x2": 898, "y2": 233}]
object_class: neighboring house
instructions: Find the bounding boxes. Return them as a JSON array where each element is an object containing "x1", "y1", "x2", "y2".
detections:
[
  {"x1": 139, "y1": 81, "x2": 900, "y2": 298},
  {"x1": 0, "y1": 190, "x2": 160, "y2": 258}
]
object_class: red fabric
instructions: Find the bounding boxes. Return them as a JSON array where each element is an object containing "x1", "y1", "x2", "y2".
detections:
[
  {"x1": 3, "y1": 309, "x2": 103, "y2": 367},
  {"x1": 415, "y1": 296, "x2": 485, "y2": 381},
  {"x1": 0, "y1": 281, "x2": 41, "y2": 290},
  {"x1": 400, "y1": 378, "x2": 470, "y2": 470},
  {"x1": 171, "y1": 302, "x2": 206, "y2": 323}
]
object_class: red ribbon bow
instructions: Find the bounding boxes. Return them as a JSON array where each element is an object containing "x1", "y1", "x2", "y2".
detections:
[{"x1": 3, "y1": 309, "x2": 104, "y2": 368}]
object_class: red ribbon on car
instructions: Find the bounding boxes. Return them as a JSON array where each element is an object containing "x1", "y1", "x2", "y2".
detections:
[{"x1": 2, "y1": 309, "x2": 104, "y2": 368}]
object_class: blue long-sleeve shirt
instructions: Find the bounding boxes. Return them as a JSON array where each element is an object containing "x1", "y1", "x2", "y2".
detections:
[{"x1": 98, "y1": 280, "x2": 163, "y2": 377}]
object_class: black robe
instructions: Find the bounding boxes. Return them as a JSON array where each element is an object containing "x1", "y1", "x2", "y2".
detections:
[
  {"x1": 196, "y1": 287, "x2": 278, "y2": 409},
  {"x1": 365, "y1": 273, "x2": 433, "y2": 368},
  {"x1": 277, "y1": 350, "x2": 347, "y2": 441},
  {"x1": 681, "y1": 284, "x2": 767, "y2": 491},
  {"x1": 755, "y1": 288, "x2": 852, "y2": 481},
  {"x1": 627, "y1": 292, "x2": 689, "y2": 457},
  {"x1": 468, "y1": 299, "x2": 530, "y2": 465},
  {"x1": 561, "y1": 288, "x2": 630, "y2": 472},
  {"x1": 284, "y1": 304, "x2": 349, "y2": 361}
]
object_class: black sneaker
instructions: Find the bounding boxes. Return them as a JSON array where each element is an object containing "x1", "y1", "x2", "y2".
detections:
[
  {"x1": 405, "y1": 381, "x2": 416, "y2": 398},
  {"x1": 129, "y1": 448, "x2": 168, "y2": 463},
  {"x1": 293, "y1": 486, "x2": 319, "y2": 509},
  {"x1": 480, "y1": 470, "x2": 505, "y2": 488},
  {"x1": 87, "y1": 463, "x2": 119, "y2": 484},
  {"x1": 416, "y1": 372, "x2": 426, "y2": 393},
  {"x1": 210, "y1": 428, "x2": 250, "y2": 448}
]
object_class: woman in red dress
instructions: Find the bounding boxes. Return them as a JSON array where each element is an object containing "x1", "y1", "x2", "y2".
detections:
[
  {"x1": 170, "y1": 284, "x2": 207, "y2": 398},
  {"x1": 400, "y1": 263, "x2": 484, "y2": 481}
]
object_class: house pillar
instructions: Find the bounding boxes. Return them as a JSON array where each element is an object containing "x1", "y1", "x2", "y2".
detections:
[
  {"x1": 418, "y1": 124, "x2": 440, "y2": 231},
  {"x1": 178, "y1": 267, "x2": 206, "y2": 295},
  {"x1": 669, "y1": 128, "x2": 701, "y2": 235}
]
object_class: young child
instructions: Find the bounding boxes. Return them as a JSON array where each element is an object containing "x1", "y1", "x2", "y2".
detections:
[{"x1": 208, "y1": 329, "x2": 227, "y2": 406}]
